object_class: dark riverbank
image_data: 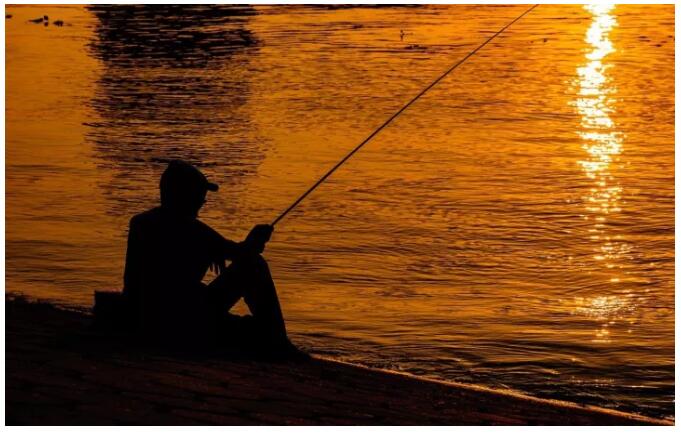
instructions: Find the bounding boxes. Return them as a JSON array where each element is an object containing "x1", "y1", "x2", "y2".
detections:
[{"x1": 5, "y1": 297, "x2": 670, "y2": 425}]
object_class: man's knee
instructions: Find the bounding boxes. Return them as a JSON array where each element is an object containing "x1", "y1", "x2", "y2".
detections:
[{"x1": 253, "y1": 254, "x2": 269, "y2": 269}]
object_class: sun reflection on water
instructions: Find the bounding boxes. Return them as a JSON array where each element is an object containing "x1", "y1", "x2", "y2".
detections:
[
  {"x1": 576, "y1": 4, "x2": 622, "y2": 227},
  {"x1": 571, "y1": 4, "x2": 633, "y2": 341}
]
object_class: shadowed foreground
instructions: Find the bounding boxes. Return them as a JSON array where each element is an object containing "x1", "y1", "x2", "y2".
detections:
[{"x1": 6, "y1": 298, "x2": 670, "y2": 425}]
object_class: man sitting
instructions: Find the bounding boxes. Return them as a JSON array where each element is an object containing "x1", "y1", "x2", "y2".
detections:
[{"x1": 122, "y1": 160, "x2": 302, "y2": 357}]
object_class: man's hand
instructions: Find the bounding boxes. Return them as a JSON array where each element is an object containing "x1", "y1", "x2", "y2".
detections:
[
  {"x1": 242, "y1": 224, "x2": 274, "y2": 254},
  {"x1": 209, "y1": 259, "x2": 226, "y2": 275}
]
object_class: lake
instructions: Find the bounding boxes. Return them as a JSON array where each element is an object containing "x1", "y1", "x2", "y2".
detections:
[{"x1": 5, "y1": 4, "x2": 675, "y2": 419}]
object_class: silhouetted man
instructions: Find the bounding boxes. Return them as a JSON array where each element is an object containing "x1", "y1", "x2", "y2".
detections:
[{"x1": 123, "y1": 160, "x2": 298, "y2": 355}]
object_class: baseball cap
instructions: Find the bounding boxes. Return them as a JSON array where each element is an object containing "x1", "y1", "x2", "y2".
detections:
[{"x1": 160, "y1": 160, "x2": 219, "y2": 194}]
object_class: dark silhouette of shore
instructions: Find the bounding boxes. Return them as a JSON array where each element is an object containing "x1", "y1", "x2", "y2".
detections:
[{"x1": 6, "y1": 297, "x2": 668, "y2": 426}]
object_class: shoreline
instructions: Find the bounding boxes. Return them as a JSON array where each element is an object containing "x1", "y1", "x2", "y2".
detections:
[{"x1": 6, "y1": 297, "x2": 672, "y2": 425}]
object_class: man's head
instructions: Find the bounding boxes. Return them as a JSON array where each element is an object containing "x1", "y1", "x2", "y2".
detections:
[{"x1": 160, "y1": 160, "x2": 218, "y2": 217}]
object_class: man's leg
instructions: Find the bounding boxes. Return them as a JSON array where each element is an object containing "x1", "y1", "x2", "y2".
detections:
[
  {"x1": 206, "y1": 265, "x2": 244, "y2": 313},
  {"x1": 208, "y1": 254, "x2": 288, "y2": 342}
]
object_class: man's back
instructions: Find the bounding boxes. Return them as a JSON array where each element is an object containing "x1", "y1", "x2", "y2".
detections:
[{"x1": 123, "y1": 206, "x2": 229, "y2": 330}]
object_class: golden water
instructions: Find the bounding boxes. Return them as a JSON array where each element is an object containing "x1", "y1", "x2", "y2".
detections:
[{"x1": 5, "y1": 4, "x2": 674, "y2": 418}]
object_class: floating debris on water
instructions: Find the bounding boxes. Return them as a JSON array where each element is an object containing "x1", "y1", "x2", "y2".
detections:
[{"x1": 28, "y1": 15, "x2": 48, "y2": 24}]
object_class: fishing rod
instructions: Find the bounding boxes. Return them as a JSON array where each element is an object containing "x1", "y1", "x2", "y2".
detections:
[{"x1": 271, "y1": 4, "x2": 539, "y2": 227}]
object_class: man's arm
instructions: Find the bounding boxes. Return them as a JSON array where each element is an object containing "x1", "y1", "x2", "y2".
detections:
[
  {"x1": 199, "y1": 221, "x2": 242, "y2": 264},
  {"x1": 203, "y1": 222, "x2": 274, "y2": 263},
  {"x1": 220, "y1": 236, "x2": 243, "y2": 261}
]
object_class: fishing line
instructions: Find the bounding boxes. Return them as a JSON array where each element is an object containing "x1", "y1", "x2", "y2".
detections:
[{"x1": 271, "y1": 4, "x2": 539, "y2": 226}]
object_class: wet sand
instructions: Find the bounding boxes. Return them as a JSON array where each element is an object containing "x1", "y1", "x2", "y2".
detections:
[{"x1": 5, "y1": 298, "x2": 671, "y2": 425}]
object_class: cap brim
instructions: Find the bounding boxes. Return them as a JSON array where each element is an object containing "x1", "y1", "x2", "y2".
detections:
[{"x1": 206, "y1": 182, "x2": 219, "y2": 192}]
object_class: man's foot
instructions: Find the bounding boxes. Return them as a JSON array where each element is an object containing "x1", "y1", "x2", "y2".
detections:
[
  {"x1": 259, "y1": 338, "x2": 310, "y2": 361},
  {"x1": 279, "y1": 339, "x2": 311, "y2": 361}
]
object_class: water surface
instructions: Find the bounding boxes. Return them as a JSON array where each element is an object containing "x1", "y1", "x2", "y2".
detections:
[{"x1": 5, "y1": 4, "x2": 675, "y2": 419}]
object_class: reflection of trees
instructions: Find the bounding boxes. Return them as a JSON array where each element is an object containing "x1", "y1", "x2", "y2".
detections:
[
  {"x1": 87, "y1": 4, "x2": 257, "y2": 68},
  {"x1": 85, "y1": 5, "x2": 265, "y2": 216}
]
